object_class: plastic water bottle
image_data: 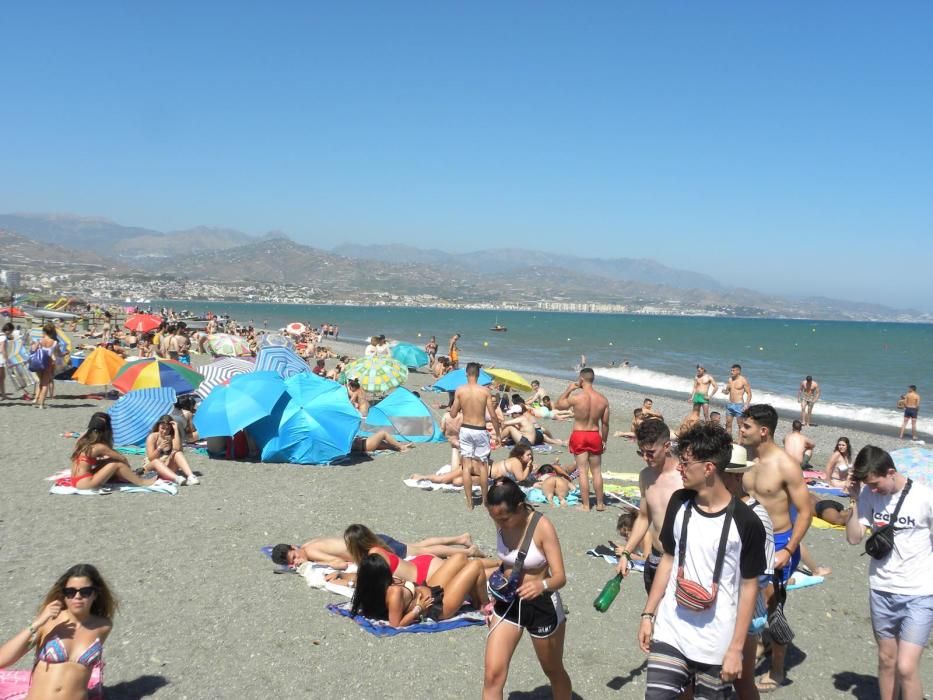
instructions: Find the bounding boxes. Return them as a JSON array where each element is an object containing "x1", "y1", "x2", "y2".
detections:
[{"x1": 593, "y1": 573, "x2": 623, "y2": 613}]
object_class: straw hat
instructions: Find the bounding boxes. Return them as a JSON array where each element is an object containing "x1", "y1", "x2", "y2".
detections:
[{"x1": 724, "y1": 445, "x2": 754, "y2": 473}]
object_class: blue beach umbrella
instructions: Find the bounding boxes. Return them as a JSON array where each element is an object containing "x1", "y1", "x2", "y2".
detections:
[
  {"x1": 391, "y1": 343, "x2": 430, "y2": 369},
  {"x1": 193, "y1": 371, "x2": 286, "y2": 438},
  {"x1": 891, "y1": 446, "x2": 933, "y2": 488},
  {"x1": 255, "y1": 345, "x2": 311, "y2": 380},
  {"x1": 432, "y1": 367, "x2": 494, "y2": 392},
  {"x1": 258, "y1": 333, "x2": 296, "y2": 351},
  {"x1": 251, "y1": 378, "x2": 361, "y2": 465},
  {"x1": 109, "y1": 387, "x2": 177, "y2": 446}
]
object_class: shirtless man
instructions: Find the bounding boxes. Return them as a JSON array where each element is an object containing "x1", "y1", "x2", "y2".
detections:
[
  {"x1": 556, "y1": 368, "x2": 610, "y2": 511},
  {"x1": 526, "y1": 380, "x2": 546, "y2": 405},
  {"x1": 346, "y1": 378, "x2": 370, "y2": 418},
  {"x1": 616, "y1": 419, "x2": 683, "y2": 594},
  {"x1": 449, "y1": 362, "x2": 501, "y2": 510},
  {"x1": 500, "y1": 404, "x2": 564, "y2": 448},
  {"x1": 783, "y1": 420, "x2": 816, "y2": 467},
  {"x1": 448, "y1": 333, "x2": 461, "y2": 370},
  {"x1": 721, "y1": 363, "x2": 752, "y2": 436},
  {"x1": 797, "y1": 375, "x2": 820, "y2": 427},
  {"x1": 678, "y1": 403, "x2": 702, "y2": 435},
  {"x1": 900, "y1": 384, "x2": 921, "y2": 440},
  {"x1": 270, "y1": 532, "x2": 479, "y2": 569},
  {"x1": 740, "y1": 404, "x2": 813, "y2": 692},
  {"x1": 641, "y1": 398, "x2": 661, "y2": 418},
  {"x1": 689, "y1": 364, "x2": 718, "y2": 421}
]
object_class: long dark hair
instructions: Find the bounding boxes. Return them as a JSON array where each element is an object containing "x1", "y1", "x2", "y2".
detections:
[
  {"x1": 39, "y1": 564, "x2": 118, "y2": 619},
  {"x1": 487, "y1": 478, "x2": 527, "y2": 512},
  {"x1": 350, "y1": 554, "x2": 392, "y2": 620},
  {"x1": 72, "y1": 413, "x2": 113, "y2": 459},
  {"x1": 834, "y1": 436, "x2": 853, "y2": 464},
  {"x1": 151, "y1": 414, "x2": 176, "y2": 435},
  {"x1": 42, "y1": 322, "x2": 59, "y2": 341}
]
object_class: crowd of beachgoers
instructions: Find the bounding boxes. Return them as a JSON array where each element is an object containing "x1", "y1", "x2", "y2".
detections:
[{"x1": 0, "y1": 303, "x2": 929, "y2": 700}]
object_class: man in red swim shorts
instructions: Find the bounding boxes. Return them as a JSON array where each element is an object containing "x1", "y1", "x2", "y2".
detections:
[{"x1": 556, "y1": 368, "x2": 610, "y2": 511}]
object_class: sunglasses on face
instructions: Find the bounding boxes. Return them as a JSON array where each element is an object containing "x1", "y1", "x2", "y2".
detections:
[{"x1": 63, "y1": 586, "x2": 97, "y2": 599}]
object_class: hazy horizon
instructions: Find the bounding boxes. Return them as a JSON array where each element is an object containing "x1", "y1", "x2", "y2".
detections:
[{"x1": 1, "y1": 3, "x2": 931, "y2": 310}]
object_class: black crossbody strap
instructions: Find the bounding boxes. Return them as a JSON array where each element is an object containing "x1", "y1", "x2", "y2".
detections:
[
  {"x1": 882, "y1": 478, "x2": 912, "y2": 532},
  {"x1": 677, "y1": 497, "x2": 736, "y2": 585},
  {"x1": 512, "y1": 511, "x2": 543, "y2": 578}
]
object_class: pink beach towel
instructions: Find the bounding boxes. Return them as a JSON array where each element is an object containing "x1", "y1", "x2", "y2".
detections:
[{"x1": 0, "y1": 667, "x2": 102, "y2": 699}]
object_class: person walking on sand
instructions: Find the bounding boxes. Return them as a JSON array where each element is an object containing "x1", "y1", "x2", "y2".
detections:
[
  {"x1": 690, "y1": 365, "x2": 718, "y2": 421},
  {"x1": 449, "y1": 333, "x2": 461, "y2": 369},
  {"x1": 797, "y1": 375, "x2": 820, "y2": 427},
  {"x1": 638, "y1": 423, "x2": 766, "y2": 700},
  {"x1": 845, "y1": 446, "x2": 933, "y2": 700},
  {"x1": 721, "y1": 364, "x2": 752, "y2": 437},
  {"x1": 740, "y1": 404, "x2": 813, "y2": 693},
  {"x1": 617, "y1": 419, "x2": 685, "y2": 596},
  {"x1": 450, "y1": 362, "x2": 501, "y2": 511},
  {"x1": 556, "y1": 368, "x2": 609, "y2": 512},
  {"x1": 899, "y1": 385, "x2": 920, "y2": 441}
]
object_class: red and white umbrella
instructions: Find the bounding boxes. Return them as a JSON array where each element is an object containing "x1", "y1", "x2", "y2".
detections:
[
  {"x1": 286, "y1": 322, "x2": 307, "y2": 336},
  {"x1": 124, "y1": 313, "x2": 162, "y2": 333}
]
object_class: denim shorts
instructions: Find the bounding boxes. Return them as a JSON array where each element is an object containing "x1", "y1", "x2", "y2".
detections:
[{"x1": 869, "y1": 589, "x2": 933, "y2": 646}]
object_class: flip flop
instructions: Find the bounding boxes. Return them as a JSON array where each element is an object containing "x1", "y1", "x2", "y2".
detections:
[{"x1": 756, "y1": 676, "x2": 785, "y2": 693}]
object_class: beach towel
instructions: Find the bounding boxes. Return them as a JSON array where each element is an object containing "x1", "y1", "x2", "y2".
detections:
[
  {"x1": 326, "y1": 601, "x2": 484, "y2": 637},
  {"x1": 259, "y1": 546, "x2": 357, "y2": 596},
  {"x1": 0, "y1": 667, "x2": 102, "y2": 700},
  {"x1": 532, "y1": 444, "x2": 556, "y2": 454},
  {"x1": 524, "y1": 486, "x2": 581, "y2": 506},
  {"x1": 787, "y1": 573, "x2": 825, "y2": 591},
  {"x1": 47, "y1": 470, "x2": 178, "y2": 495},
  {"x1": 402, "y1": 464, "x2": 482, "y2": 492},
  {"x1": 602, "y1": 471, "x2": 642, "y2": 482},
  {"x1": 810, "y1": 517, "x2": 845, "y2": 531},
  {"x1": 807, "y1": 483, "x2": 848, "y2": 498},
  {"x1": 586, "y1": 545, "x2": 645, "y2": 572},
  {"x1": 115, "y1": 444, "x2": 209, "y2": 457}
]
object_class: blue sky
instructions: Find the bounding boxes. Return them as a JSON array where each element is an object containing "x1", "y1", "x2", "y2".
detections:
[{"x1": 1, "y1": 3, "x2": 931, "y2": 310}]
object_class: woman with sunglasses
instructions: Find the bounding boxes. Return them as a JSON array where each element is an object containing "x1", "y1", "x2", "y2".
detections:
[
  {"x1": 71, "y1": 413, "x2": 157, "y2": 490},
  {"x1": 145, "y1": 415, "x2": 199, "y2": 485},
  {"x1": 0, "y1": 564, "x2": 115, "y2": 698},
  {"x1": 484, "y1": 478, "x2": 570, "y2": 700}
]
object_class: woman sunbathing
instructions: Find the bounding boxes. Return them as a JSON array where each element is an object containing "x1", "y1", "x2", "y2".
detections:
[
  {"x1": 271, "y1": 531, "x2": 482, "y2": 569},
  {"x1": 409, "y1": 444, "x2": 534, "y2": 487},
  {"x1": 535, "y1": 460, "x2": 576, "y2": 507},
  {"x1": 145, "y1": 415, "x2": 200, "y2": 485},
  {"x1": 0, "y1": 563, "x2": 115, "y2": 699},
  {"x1": 350, "y1": 552, "x2": 488, "y2": 626},
  {"x1": 351, "y1": 430, "x2": 415, "y2": 453},
  {"x1": 70, "y1": 413, "x2": 157, "y2": 490}
]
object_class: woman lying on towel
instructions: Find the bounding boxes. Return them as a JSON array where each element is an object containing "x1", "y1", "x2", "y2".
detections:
[
  {"x1": 408, "y1": 444, "x2": 535, "y2": 487},
  {"x1": 350, "y1": 552, "x2": 489, "y2": 626},
  {"x1": 0, "y1": 563, "x2": 114, "y2": 697},
  {"x1": 271, "y1": 529, "x2": 483, "y2": 569},
  {"x1": 70, "y1": 413, "x2": 157, "y2": 490},
  {"x1": 145, "y1": 415, "x2": 199, "y2": 486},
  {"x1": 351, "y1": 430, "x2": 415, "y2": 454},
  {"x1": 535, "y1": 459, "x2": 576, "y2": 507}
]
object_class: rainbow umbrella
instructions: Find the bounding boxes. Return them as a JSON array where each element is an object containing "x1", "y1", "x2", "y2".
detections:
[
  {"x1": 485, "y1": 368, "x2": 534, "y2": 392},
  {"x1": 112, "y1": 358, "x2": 203, "y2": 395},
  {"x1": 124, "y1": 313, "x2": 162, "y2": 333},
  {"x1": 207, "y1": 333, "x2": 252, "y2": 357},
  {"x1": 73, "y1": 346, "x2": 126, "y2": 386},
  {"x1": 343, "y1": 357, "x2": 408, "y2": 394}
]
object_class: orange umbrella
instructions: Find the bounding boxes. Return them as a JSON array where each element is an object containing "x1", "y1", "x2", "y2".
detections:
[{"x1": 73, "y1": 346, "x2": 126, "y2": 386}]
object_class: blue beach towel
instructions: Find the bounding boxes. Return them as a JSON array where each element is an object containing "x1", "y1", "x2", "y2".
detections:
[
  {"x1": 525, "y1": 486, "x2": 581, "y2": 506},
  {"x1": 326, "y1": 601, "x2": 484, "y2": 637}
]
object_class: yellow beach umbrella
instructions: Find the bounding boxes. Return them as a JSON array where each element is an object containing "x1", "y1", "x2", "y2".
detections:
[
  {"x1": 73, "y1": 346, "x2": 126, "y2": 386},
  {"x1": 485, "y1": 368, "x2": 534, "y2": 392}
]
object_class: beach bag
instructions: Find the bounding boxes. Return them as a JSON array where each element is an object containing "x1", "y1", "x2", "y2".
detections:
[
  {"x1": 489, "y1": 511, "x2": 542, "y2": 604},
  {"x1": 674, "y1": 498, "x2": 735, "y2": 612},
  {"x1": 28, "y1": 346, "x2": 50, "y2": 372},
  {"x1": 865, "y1": 479, "x2": 912, "y2": 560},
  {"x1": 767, "y1": 575, "x2": 795, "y2": 644}
]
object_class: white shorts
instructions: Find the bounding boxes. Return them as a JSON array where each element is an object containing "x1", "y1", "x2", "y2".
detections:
[{"x1": 459, "y1": 426, "x2": 491, "y2": 460}]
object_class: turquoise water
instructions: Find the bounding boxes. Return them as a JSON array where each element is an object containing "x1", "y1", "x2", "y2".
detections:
[{"x1": 169, "y1": 302, "x2": 931, "y2": 430}]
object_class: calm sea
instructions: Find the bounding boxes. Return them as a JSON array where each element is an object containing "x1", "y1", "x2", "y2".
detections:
[{"x1": 168, "y1": 302, "x2": 930, "y2": 432}]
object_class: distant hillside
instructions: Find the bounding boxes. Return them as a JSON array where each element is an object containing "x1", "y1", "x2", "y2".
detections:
[{"x1": 0, "y1": 228, "x2": 125, "y2": 269}]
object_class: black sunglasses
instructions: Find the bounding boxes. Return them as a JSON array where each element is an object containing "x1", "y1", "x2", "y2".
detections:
[{"x1": 63, "y1": 586, "x2": 97, "y2": 599}]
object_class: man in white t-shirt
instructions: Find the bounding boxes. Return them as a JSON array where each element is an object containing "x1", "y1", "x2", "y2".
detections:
[
  {"x1": 638, "y1": 423, "x2": 766, "y2": 700},
  {"x1": 846, "y1": 445, "x2": 933, "y2": 700}
]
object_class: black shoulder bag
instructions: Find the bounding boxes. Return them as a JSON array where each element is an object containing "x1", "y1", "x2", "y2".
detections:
[{"x1": 865, "y1": 479, "x2": 912, "y2": 560}]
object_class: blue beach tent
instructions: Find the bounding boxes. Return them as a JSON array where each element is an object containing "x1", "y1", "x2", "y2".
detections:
[
  {"x1": 360, "y1": 387, "x2": 445, "y2": 443},
  {"x1": 431, "y1": 367, "x2": 493, "y2": 392}
]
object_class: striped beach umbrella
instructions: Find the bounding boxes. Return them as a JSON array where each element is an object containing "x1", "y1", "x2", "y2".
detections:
[
  {"x1": 110, "y1": 387, "x2": 177, "y2": 446},
  {"x1": 196, "y1": 357, "x2": 255, "y2": 399},
  {"x1": 343, "y1": 357, "x2": 408, "y2": 394},
  {"x1": 207, "y1": 333, "x2": 252, "y2": 357},
  {"x1": 124, "y1": 313, "x2": 162, "y2": 333},
  {"x1": 391, "y1": 342, "x2": 430, "y2": 369},
  {"x1": 112, "y1": 358, "x2": 203, "y2": 395},
  {"x1": 255, "y1": 345, "x2": 310, "y2": 380},
  {"x1": 258, "y1": 333, "x2": 296, "y2": 351}
]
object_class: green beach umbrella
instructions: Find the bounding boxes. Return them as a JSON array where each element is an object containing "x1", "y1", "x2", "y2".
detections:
[{"x1": 343, "y1": 357, "x2": 408, "y2": 393}]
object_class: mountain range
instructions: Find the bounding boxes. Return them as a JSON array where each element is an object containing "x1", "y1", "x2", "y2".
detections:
[{"x1": 0, "y1": 212, "x2": 925, "y2": 320}]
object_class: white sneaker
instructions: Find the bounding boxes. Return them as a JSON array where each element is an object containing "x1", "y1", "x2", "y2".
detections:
[
  {"x1": 174, "y1": 474, "x2": 186, "y2": 485},
  {"x1": 186, "y1": 475, "x2": 200, "y2": 485}
]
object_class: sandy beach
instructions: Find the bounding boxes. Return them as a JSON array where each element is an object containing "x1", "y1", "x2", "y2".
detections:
[{"x1": 0, "y1": 337, "x2": 929, "y2": 700}]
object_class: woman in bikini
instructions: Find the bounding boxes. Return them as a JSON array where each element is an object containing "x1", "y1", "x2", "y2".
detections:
[
  {"x1": 31, "y1": 323, "x2": 60, "y2": 409},
  {"x1": 823, "y1": 436, "x2": 854, "y2": 488},
  {"x1": 0, "y1": 563, "x2": 115, "y2": 699},
  {"x1": 145, "y1": 415, "x2": 199, "y2": 485},
  {"x1": 535, "y1": 459, "x2": 576, "y2": 507},
  {"x1": 409, "y1": 444, "x2": 534, "y2": 487},
  {"x1": 71, "y1": 413, "x2": 157, "y2": 490},
  {"x1": 484, "y1": 478, "x2": 570, "y2": 699}
]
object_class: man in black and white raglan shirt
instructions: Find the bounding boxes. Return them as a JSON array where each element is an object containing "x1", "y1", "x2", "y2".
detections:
[
  {"x1": 638, "y1": 423, "x2": 766, "y2": 700},
  {"x1": 846, "y1": 445, "x2": 933, "y2": 700}
]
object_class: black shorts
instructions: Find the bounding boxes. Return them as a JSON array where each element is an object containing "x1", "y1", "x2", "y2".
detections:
[
  {"x1": 814, "y1": 500, "x2": 845, "y2": 519},
  {"x1": 643, "y1": 549, "x2": 662, "y2": 595},
  {"x1": 493, "y1": 591, "x2": 566, "y2": 638}
]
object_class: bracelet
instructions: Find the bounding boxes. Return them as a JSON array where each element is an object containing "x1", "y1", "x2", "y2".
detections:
[
  {"x1": 640, "y1": 612, "x2": 655, "y2": 622},
  {"x1": 542, "y1": 579, "x2": 549, "y2": 592},
  {"x1": 620, "y1": 551, "x2": 633, "y2": 561}
]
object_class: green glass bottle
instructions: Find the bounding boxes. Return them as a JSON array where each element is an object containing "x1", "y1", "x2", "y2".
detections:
[{"x1": 593, "y1": 573, "x2": 623, "y2": 613}]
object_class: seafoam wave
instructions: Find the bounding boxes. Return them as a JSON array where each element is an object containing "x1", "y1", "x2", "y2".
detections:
[{"x1": 593, "y1": 365, "x2": 928, "y2": 434}]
